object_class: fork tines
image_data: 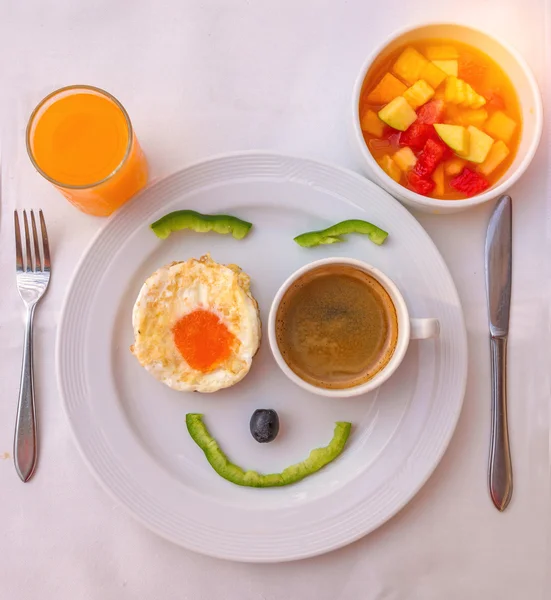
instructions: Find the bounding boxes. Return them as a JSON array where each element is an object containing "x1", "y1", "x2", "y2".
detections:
[{"x1": 14, "y1": 210, "x2": 50, "y2": 273}]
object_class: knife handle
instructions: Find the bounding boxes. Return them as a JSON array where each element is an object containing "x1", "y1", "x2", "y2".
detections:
[{"x1": 488, "y1": 336, "x2": 513, "y2": 511}]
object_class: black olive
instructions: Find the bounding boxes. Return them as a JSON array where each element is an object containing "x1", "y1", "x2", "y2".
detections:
[{"x1": 250, "y1": 409, "x2": 279, "y2": 443}]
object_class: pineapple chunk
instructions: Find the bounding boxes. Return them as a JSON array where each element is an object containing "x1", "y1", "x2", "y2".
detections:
[
  {"x1": 445, "y1": 77, "x2": 465, "y2": 104},
  {"x1": 484, "y1": 111, "x2": 517, "y2": 143},
  {"x1": 461, "y1": 126, "x2": 494, "y2": 163},
  {"x1": 479, "y1": 140, "x2": 510, "y2": 175},
  {"x1": 378, "y1": 97, "x2": 417, "y2": 131},
  {"x1": 445, "y1": 77, "x2": 486, "y2": 108},
  {"x1": 393, "y1": 147, "x2": 417, "y2": 171},
  {"x1": 432, "y1": 60, "x2": 458, "y2": 77},
  {"x1": 426, "y1": 45, "x2": 459, "y2": 60},
  {"x1": 361, "y1": 109, "x2": 385, "y2": 137},
  {"x1": 379, "y1": 155, "x2": 402, "y2": 182},
  {"x1": 392, "y1": 47, "x2": 428, "y2": 85},
  {"x1": 444, "y1": 157, "x2": 467, "y2": 176},
  {"x1": 468, "y1": 83, "x2": 486, "y2": 108},
  {"x1": 403, "y1": 80, "x2": 435, "y2": 109},
  {"x1": 419, "y1": 62, "x2": 447, "y2": 89},
  {"x1": 432, "y1": 164, "x2": 445, "y2": 196},
  {"x1": 434, "y1": 123, "x2": 469, "y2": 155},
  {"x1": 446, "y1": 106, "x2": 488, "y2": 127},
  {"x1": 462, "y1": 85, "x2": 479, "y2": 108},
  {"x1": 367, "y1": 73, "x2": 408, "y2": 104}
]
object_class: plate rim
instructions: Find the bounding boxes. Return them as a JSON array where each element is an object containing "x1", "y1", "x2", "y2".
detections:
[{"x1": 56, "y1": 150, "x2": 468, "y2": 562}]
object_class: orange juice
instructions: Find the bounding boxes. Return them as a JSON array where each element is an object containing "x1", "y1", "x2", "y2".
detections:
[{"x1": 27, "y1": 86, "x2": 148, "y2": 216}]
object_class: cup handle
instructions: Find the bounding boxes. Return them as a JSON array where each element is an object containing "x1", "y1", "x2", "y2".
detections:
[{"x1": 410, "y1": 318, "x2": 440, "y2": 340}]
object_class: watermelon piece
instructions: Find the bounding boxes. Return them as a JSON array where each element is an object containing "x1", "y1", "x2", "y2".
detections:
[
  {"x1": 417, "y1": 99, "x2": 445, "y2": 124},
  {"x1": 399, "y1": 122, "x2": 437, "y2": 152},
  {"x1": 458, "y1": 60, "x2": 487, "y2": 84},
  {"x1": 407, "y1": 170, "x2": 435, "y2": 196},
  {"x1": 450, "y1": 168, "x2": 490, "y2": 197},
  {"x1": 414, "y1": 138, "x2": 448, "y2": 177},
  {"x1": 486, "y1": 92, "x2": 506, "y2": 111}
]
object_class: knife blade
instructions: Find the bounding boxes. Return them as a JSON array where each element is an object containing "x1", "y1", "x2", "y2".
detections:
[{"x1": 485, "y1": 194, "x2": 513, "y2": 511}]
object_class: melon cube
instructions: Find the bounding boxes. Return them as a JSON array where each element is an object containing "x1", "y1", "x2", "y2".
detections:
[
  {"x1": 446, "y1": 106, "x2": 488, "y2": 127},
  {"x1": 378, "y1": 96, "x2": 417, "y2": 131},
  {"x1": 392, "y1": 47, "x2": 428, "y2": 85},
  {"x1": 361, "y1": 109, "x2": 385, "y2": 137},
  {"x1": 425, "y1": 45, "x2": 459, "y2": 60},
  {"x1": 367, "y1": 73, "x2": 408, "y2": 104},
  {"x1": 419, "y1": 62, "x2": 447, "y2": 89},
  {"x1": 393, "y1": 147, "x2": 417, "y2": 171},
  {"x1": 462, "y1": 126, "x2": 494, "y2": 163},
  {"x1": 434, "y1": 123, "x2": 469, "y2": 155},
  {"x1": 484, "y1": 111, "x2": 517, "y2": 143},
  {"x1": 444, "y1": 157, "x2": 467, "y2": 176},
  {"x1": 403, "y1": 80, "x2": 435, "y2": 109},
  {"x1": 432, "y1": 164, "x2": 445, "y2": 196},
  {"x1": 379, "y1": 155, "x2": 402, "y2": 182},
  {"x1": 461, "y1": 109, "x2": 488, "y2": 127},
  {"x1": 432, "y1": 60, "x2": 458, "y2": 77},
  {"x1": 479, "y1": 140, "x2": 510, "y2": 175}
]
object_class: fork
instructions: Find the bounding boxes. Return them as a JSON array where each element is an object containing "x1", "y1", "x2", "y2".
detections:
[{"x1": 13, "y1": 210, "x2": 51, "y2": 482}]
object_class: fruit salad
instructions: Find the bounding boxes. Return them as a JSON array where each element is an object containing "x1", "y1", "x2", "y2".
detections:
[{"x1": 359, "y1": 40, "x2": 521, "y2": 199}]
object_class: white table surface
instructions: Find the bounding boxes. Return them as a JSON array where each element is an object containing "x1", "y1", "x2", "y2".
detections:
[{"x1": 1, "y1": 1, "x2": 550, "y2": 598}]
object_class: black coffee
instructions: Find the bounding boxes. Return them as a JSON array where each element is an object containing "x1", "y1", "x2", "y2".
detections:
[{"x1": 275, "y1": 265, "x2": 398, "y2": 389}]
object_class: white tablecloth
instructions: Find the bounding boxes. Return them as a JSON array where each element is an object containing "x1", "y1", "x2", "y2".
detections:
[{"x1": 1, "y1": 1, "x2": 549, "y2": 598}]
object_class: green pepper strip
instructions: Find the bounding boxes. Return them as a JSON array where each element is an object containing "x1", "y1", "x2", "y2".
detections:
[
  {"x1": 186, "y1": 414, "x2": 352, "y2": 488},
  {"x1": 294, "y1": 219, "x2": 388, "y2": 248},
  {"x1": 150, "y1": 210, "x2": 253, "y2": 240}
]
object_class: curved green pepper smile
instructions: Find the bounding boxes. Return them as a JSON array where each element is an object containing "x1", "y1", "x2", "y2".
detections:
[{"x1": 186, "y1": 414, "x2": 351, "y2": 488}]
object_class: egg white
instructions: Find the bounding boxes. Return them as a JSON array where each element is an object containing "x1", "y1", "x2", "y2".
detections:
[{"x1": 131, "y1": 254, "x2": 261, "y2": 393}]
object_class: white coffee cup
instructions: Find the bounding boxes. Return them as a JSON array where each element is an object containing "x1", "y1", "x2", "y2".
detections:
[{"x1": 268, "y1": 257, "x2": 439, "y2": 398}]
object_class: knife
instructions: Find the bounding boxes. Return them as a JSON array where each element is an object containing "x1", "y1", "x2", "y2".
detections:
[{"x1": 485, "y1": 194, "x2": 513, "y2": 511}]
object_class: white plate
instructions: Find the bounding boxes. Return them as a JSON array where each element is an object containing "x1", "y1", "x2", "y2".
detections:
[{"x1": 57, "y1": 152, "x2": 467, "y2": 562}]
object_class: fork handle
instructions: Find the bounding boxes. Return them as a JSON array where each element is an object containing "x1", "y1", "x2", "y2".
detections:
[{"x1": 14, "y1": 305, "x2": 37, "y2": 482}]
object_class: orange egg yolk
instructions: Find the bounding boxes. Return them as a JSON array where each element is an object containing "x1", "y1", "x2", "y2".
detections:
[{"x1": 173, "y1": 309, "x2": 237, "y2": 372}]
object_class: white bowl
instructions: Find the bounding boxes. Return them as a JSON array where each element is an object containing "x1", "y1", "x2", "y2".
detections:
[{"x1": 351, "y1": 22, "x2": 543, "y2": 214}]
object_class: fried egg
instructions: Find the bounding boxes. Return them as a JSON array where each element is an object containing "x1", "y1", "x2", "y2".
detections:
[{"x1": 131, "y1": 254, "x2": 261, "y2": 393}]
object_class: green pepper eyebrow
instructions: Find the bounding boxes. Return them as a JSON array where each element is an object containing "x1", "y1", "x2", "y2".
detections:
[
  {"x1": 150, "y1": 210, "x2": 253, "y2": 240},
  {"x1": 293, "y1": 219, "x2": 388, "y2": 248}
]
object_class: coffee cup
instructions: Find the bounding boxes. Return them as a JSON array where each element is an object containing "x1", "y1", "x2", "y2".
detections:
[{"x1": 268, "y1": 257, "x2": 439, "y2": 398}]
